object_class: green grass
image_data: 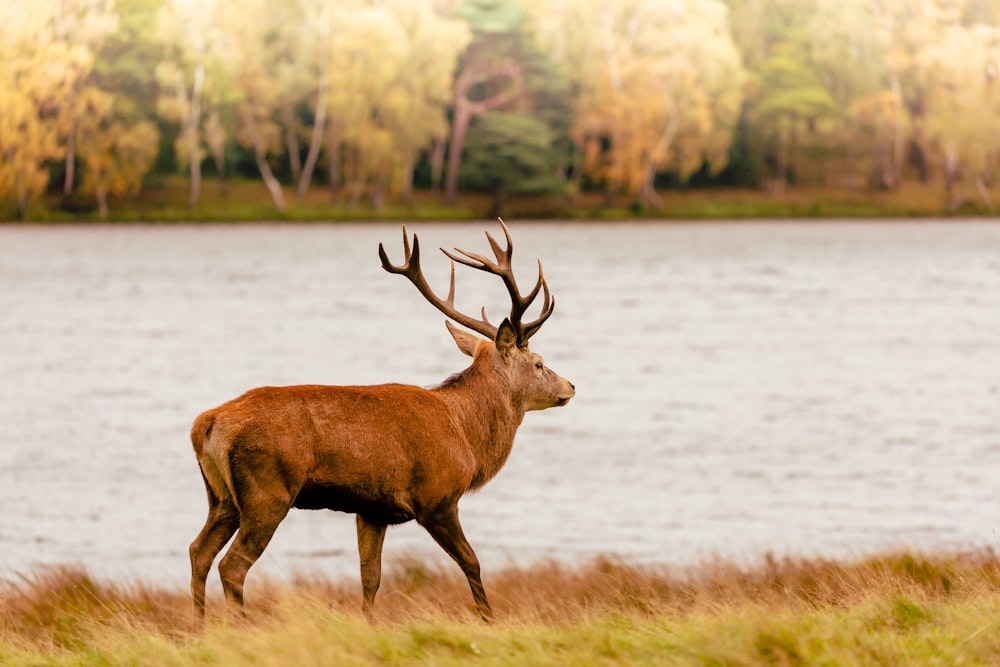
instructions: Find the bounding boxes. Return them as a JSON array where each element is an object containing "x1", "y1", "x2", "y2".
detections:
[
  {"x1": 8, "y1": 174, "x2": 998, "y2": 222},
  {"x1": 3, "y1": 550, "x2": 1000, "y2": 665}
]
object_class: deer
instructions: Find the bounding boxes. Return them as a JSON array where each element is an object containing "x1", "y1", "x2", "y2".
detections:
[{"x1": 188, "y1": 220, "x2": 575, "y2": 626}]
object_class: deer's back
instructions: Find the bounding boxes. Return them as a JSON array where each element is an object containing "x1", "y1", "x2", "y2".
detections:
[{"x1": 194, "y1": 384, "x2": 476, "y2": 521}]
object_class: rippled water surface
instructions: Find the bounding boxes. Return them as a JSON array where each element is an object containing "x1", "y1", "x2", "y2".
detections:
[{"x1": 2, "y1": 220, "x2": 1000, "y2": 586}]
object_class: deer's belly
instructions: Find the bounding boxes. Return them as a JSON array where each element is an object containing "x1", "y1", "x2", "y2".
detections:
[{"x1": 292, "y1": 482, "x2": 415, "y2": 524}]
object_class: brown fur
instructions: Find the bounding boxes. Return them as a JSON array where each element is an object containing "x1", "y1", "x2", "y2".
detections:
[{"x1": 189, "y1": 318, "x2": 574, "y2": 625}]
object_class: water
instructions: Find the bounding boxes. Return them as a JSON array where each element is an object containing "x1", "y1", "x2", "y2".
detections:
[{"x1": 2, "y1": 220, "x2": 1000, "y2": 588}]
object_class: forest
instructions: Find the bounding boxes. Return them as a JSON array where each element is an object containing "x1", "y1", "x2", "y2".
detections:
[{"x1": 2, "y1": 0, "x2": 999, "y2": 220}]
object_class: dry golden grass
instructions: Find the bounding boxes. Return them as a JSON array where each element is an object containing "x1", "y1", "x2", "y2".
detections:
[{"x1": 3, "y1": 549, "x2": 1000, "y2": 663}]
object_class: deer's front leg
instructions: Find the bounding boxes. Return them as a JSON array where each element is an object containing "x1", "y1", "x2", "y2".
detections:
[
  {"x1": 356, "y1": 514, "x2": 388, "y2": 620},
  {"x1": 421, "y1": 505, "x2": 492, "y2": 621}
]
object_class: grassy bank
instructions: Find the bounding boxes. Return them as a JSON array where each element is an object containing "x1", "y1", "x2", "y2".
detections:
[
  {"x1": 3, "y1": 550, "x2": 1000, "y2": 665},
  {"x1": 12, "y1": 175, "x2": 999, "y2": 223}
]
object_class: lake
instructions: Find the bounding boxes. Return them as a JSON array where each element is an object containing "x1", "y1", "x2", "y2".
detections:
[{"x1": 2, "y1": 219, "x2": 999, "y2": 587}]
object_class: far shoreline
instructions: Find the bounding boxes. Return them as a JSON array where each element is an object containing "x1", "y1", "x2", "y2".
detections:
[{"x1": 4, "y1": 177, "x2": 998, "y2": 224}]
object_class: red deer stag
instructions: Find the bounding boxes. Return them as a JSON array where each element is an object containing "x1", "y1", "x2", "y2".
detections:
[{"x1": 188, "y1": 220, "x2": 574, "y2": 624}]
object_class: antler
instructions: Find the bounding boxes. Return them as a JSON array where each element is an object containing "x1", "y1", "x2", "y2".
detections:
[
  {"x1": 441, "y1": 219, "x2": 554, "y2": 345},
  {"x1": 378, "y1": 225, "x2": 497, "y2": 339},
  {"x1": 378, "y1": 219, "x2": 555, "y2": 346}
]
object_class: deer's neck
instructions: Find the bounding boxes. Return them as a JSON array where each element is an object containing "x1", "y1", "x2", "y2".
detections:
[{"x1": 433, "y1": 361, "x2": 524, "y2": 490}]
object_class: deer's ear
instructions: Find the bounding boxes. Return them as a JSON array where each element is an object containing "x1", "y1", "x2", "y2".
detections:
[
  {"x1": 495, "y1": 318, "x2": 517, "y2": 357},
  {"x1": 445, "y1": 320, "x2": 481, "y2": 357}
]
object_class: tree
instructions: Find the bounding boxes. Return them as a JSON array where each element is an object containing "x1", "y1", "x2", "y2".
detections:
[
  {"x1": 444, "y1": 0, "x2": 527, "y2": 206},
  {"x1": 326, "y1": 3, "x2": 410, "y2": 208},
  {"x1": 865, "y1": 0, "x2": 940, "y2": 190},
  {"x1": 460, "y1": 111, "x2": 564, "y2": 216},
  {"x1": 754, "y1": 36, "x2": 838, "y2": 191},
  {"x1": 59, "y1": 0, "x2": 165, "y2": 215},
  {"x1": 216, "y1": 0, "x2": 306, "y2": 212},
  {"x1": 319, "y1": 0, "x2": 468, "y2": 208},
  {"x1": 0, "y1": 5, "x2": 80, "y2": 216},
  {"x1": 920, "y1": 21, "x2": 1000, "y2": 206},
  {"x1": 74, "y1": 87, "x2": 159, "y2": 216},
  {"x1": 292, "y1": 0, "x2": 335, "y2": 202},
  {"x1": 156, "y1": 0, "x2": 229, "y2": 210},
  {"x1": 555, "y1": 0, "x2": 746, "y2": 206},
  {"x1": 378, "y1": 0, "x2": 470, "y2": 203},
  {"x1": 49, "y1": 0, "x2": 119, "y2": 198}
]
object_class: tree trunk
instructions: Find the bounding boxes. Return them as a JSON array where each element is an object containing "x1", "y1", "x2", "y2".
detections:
[
  {"x1": 348, "y1": 179, "x2": 364, "y2": 209},
  {"x1": 444, "y1": 59, "x2": 523, "y2": 206},
  {"x1": 943, "y1": 143, "x2": 960, "y2": 208},
  {"x1": 638, "y1": 161, "x2": 663, "y2": 209},
  {"x1": 787, "y1": 114, "x2": 799, "y2": 186},
  {"x1": 430, "y1": 139, "x2": 446, "y2": 192},
  {"x1": 636, "y1": 112, "x2": 679, "y2": 209},
  {"x1": 96, "y1": 183, "x2": 108, "y2": 218},
  {"x1": 844, "y1": 138, "x2": 858, "y2": 190},
  {"x1": 487, "y1": 185, "x2": 506, "y2": 219},
  {"x1": 567, "y1": 136, "x2": 584, "y2": 203},
  {"x1": 205, "y1": 109, "x2": 227, "y2": 196},
  {"x1": 188, "y1": 62, "x2": 205, "y2": 211},
  {"x1": 283, "y1": 106, "x2": 302, "y2": 184},
  {"x1": 242, "y1": 108, "x2": 287, "y2": 213},
  {"x1": 773, "y1": 117, "x2": 790, "y2": 194},
  {"x1": 64, "y1": 121, "x2": 76, "y2": 196},
  {"x1": 371, "y1": 178, "x2": 386, "y2": 210},
  {"x1": 889, "y1": 71, "x2": 905, "y2": 189},
  {"x1": 444, "y1": 107, "x2": 472, "y2": 206},
  {"x1": 400, "y1": 151, "x2": 414, "y2": 203},
  {"x1": 976, "y1": 176, "x2": 993, "y2": 208},
  {"x1": 327, "y1": 122, "x2": 341, "y2": 196},
  {"x1": 16, "y1": 172, "x2": 27, "y2": 219},
  {"x1": 297, "y1": 64, "x2": 328, "y2": 203}
]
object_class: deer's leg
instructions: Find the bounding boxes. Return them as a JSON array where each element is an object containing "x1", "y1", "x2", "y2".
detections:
[
  {"x1": 356, "y1": 514, "x2": 387, "y2": 620},
  {"x1": 217, "y1": 498, "x2": 290, "y2": 616},
  {"x1": 189, "y1": 496, "x2": 239, "y2": 627},
  {"x1": 420, "y1": 506, "x2": 492, "y2": 621}
]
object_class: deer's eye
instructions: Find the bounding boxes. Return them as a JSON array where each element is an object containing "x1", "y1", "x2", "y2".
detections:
[{"x1": 535, "y1": 361, "x2": 544, "y2": 370}]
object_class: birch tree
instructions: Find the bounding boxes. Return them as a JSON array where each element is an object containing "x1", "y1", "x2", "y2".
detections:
[
  {"x1": 50, "y1": 0, "x2": 119, "y2": 197},
  {"x1": 0, "y1": 5, "x2": 79, "y2": 216},
  {"x1": 156, "y1": 0, "x2": 226, "y2": 210},
  {"x1": 920, "y1": 20, "x2": 1000, "y2": 206},
  {"x1": 73, "y1": 87, "x2": 159, "y2": 216},
  {"x1": 323, "y1": 0, "x2": 468, "y2": 207},
  {"x1": 218, "y1": 0, "x2": 305, "y2": 212},
  {"x1": 562, "y1": 0, "x2": 746, "y2": 206}
]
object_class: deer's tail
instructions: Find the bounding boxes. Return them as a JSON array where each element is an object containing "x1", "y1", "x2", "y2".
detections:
[
  {"x1": 190, "y1": 410, "x2": 236, "y2": 506},
  {"x1": 190, "y1": 411, "x2": 215, "y2": 459}
]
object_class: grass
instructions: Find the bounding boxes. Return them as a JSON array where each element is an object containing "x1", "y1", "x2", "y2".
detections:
[
  {"x1": 3, "y1": 550, "x2": 1000, "y2": 665},
  {"x1": 9, "y1": 174, "x2": 999, "y2": 222}
]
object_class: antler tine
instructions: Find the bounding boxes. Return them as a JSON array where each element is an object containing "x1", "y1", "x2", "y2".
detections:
[
  {"x1": 379, "y1": 220, "x2": 554, "y2": 345},
  {"x1": 379, "y1": 226, "x2": 497, "y2": 339},
  {"x1": 442, "y1": 218, "x2": 514, "y2": 273},
  {"x1": 442, "y1": 246, "x2": 498, "y2": 272},
  {"x1": 520, "y1": 261, "x2": 555, "y2": 342},
  {"x1": 445, "y1": 259, "x2": 456, "y2": 304},
  {"x1": 487, "y1": 219, "x2": 514, "y2": 266},
  {"x1": 377, "y1": 224, "x2": 414, "y2": 271},
  {"x1": 448, "y1": 219, "x2": 556, "y2": 345}
]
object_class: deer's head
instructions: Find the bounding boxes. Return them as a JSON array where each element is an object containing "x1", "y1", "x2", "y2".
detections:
[{"x1": 379, "y1": 220, "x2": 575, "y2": 412}]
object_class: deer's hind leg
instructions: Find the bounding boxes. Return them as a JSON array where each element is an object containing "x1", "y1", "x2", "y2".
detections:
[
  {"x1": 216, "y1": 476, "x2": 292, "y2": 616},
  {"x1": 190, "y1": 478, "x2": 240, "y2": 627}
]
